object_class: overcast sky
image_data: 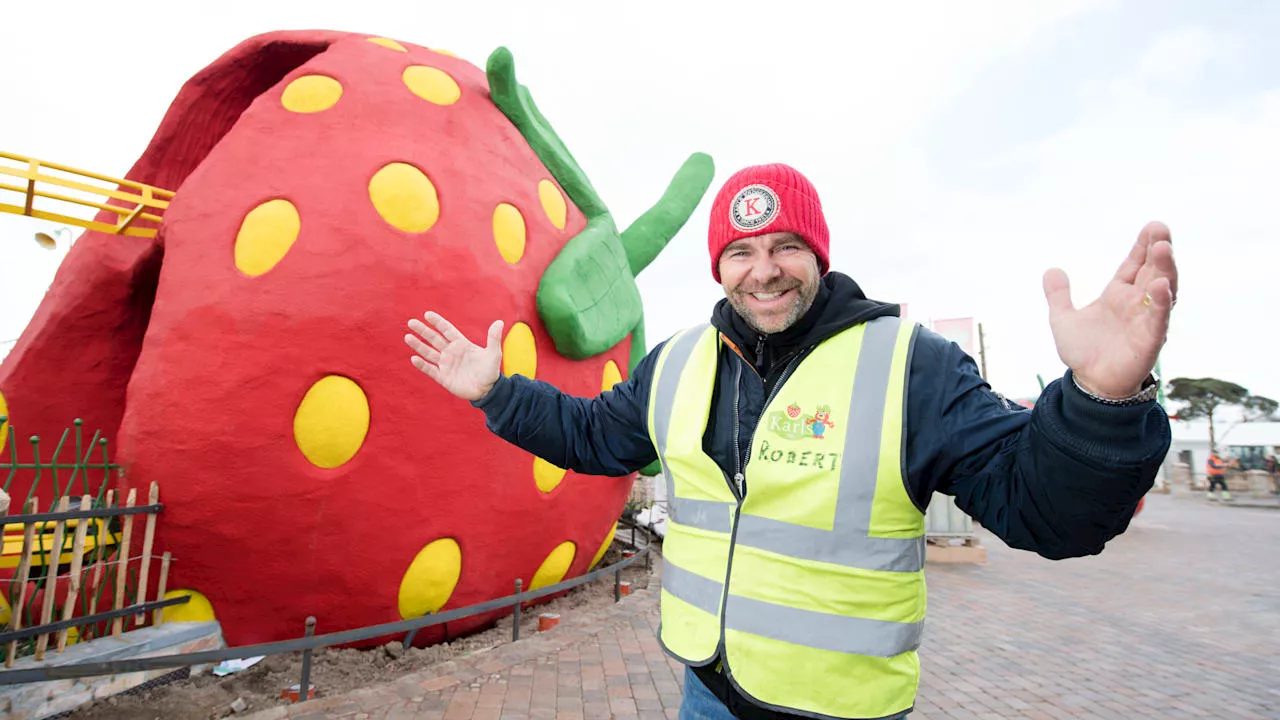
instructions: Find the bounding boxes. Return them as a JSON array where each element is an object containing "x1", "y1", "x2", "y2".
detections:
[{"x1": 2, "y1": 0, "x2": 1276, "y2": 402}]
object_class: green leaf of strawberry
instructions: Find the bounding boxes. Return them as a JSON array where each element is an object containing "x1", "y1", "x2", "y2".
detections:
[{"x1": 535, "y1": 214, "x2": 642, "y2": 361}]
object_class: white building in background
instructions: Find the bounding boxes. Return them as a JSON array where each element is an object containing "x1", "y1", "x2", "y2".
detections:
[{"x1": 1167, "y1": 418, "x2": 1280, "y2": 480}]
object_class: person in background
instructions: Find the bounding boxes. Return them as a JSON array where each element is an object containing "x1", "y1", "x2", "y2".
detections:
[{"x1": 1205, "y1": 448, "x2": 1236, "y2": 501}]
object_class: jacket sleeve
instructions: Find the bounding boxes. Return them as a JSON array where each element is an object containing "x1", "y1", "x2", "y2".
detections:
[
  {"x1": 904, "y1": 327, "x2": 1171, "y2": 560},
  {"x1": 468, "y1": 342, "x2": 664, "y2": 478}
]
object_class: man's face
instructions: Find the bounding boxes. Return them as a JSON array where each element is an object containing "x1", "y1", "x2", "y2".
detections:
[{"x1": 718, "y1": 232, "x2": 821, "y2": 335}]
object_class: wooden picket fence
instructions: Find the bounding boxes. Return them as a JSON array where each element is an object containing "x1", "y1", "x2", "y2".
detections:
[
  {"x1": 1, "y1": 416, "x2": 181, "y2": 663},
  {"x1": 0, "y1": 409, "x2": 181, "y2": 661},
  {"x1": 1, "y1": 482, "x2": 173, "y2": 666}
]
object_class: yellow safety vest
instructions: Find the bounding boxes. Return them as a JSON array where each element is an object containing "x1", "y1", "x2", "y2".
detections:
[{"x1": 647, "y1": 317, "x2": 926, "y2": 720}]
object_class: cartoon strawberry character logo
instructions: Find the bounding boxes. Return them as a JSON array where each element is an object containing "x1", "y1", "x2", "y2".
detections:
[
  {"x1": 806, "y1": 405, "x2": 835, "y2": 440},
  {"x1": 786, "y1": 402, "x2": 801, "y2": 419}
]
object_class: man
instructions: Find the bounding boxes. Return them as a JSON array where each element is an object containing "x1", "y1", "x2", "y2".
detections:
[
  {"x1": 1205, "y1": 448, "x2": 1235, "y2": 501},
  {"x1": 405, "y1": 164, "x2": 1175, "y2": 720}
]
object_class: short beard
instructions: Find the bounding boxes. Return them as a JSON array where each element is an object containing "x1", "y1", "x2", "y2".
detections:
[{"x1": 728, "y1": 281, "x2": 818, "y2": 335}]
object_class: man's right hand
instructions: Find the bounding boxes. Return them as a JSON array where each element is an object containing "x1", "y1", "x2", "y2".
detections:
[{"x1": 405, "y1": 312, "x2": 504, "y2": 402}]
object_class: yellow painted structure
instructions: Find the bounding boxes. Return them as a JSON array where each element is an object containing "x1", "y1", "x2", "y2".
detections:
[
  {"x1": 397, "y1": 537, "x2": 463, "y2": 619},
  {"x1": 161, "y1": 589, "x2": 218, "y2": 623},
  {"x1": 533, "y1": 457, "x2": 568, "y2": 493},
  {"x1": 1, "y1": 518, "x2": 118, "y2": 569},
  {"x1": 537, "y1": 179, "x2": 566, "y2": 230},
  {"x1": 529, "y1": 541, "x2": 576, "y2": 590},
  {"x1": 293, "y1": 375, "x2": 371, "y2": 469},
  {"x1": 502, "y1": 322, "x2": 538, "y2": 379},
  {"x1": 0, "y1": 151, "x2": 174, "y2": 238}
]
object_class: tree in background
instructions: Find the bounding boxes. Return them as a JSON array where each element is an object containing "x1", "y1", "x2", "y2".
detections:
[{"x1": 1167, "y1": 377, "x2": 1279, "y2": 448}]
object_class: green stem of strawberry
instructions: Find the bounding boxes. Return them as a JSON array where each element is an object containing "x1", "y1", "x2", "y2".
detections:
[
  {"x1": 620, "y1": 152, "x2": 714, "y2": 275},
  {"x1": 486, "y1": 48, "x2": 608, "y2": 218},
  {"x1": 486, "y1": 46, "x2": 713, "y2": 372}
]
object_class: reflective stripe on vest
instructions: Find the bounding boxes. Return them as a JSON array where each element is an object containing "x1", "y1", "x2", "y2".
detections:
[
  {"x1": 663, "y1": 560, "x2": 922, "y2": 658},
  {"x1": 647, "y1": 316, "x2": 925, "y2": 720},
  {"x1": 649, "y1": 324, "x2": 736, "y2": 535}
]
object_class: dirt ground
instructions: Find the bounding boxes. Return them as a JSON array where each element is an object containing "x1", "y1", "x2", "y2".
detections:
[{"x1": 65, "y1": 545, "x2": 653, "y2": 720}]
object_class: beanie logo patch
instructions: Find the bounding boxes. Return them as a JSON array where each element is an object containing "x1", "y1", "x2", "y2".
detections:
[{"x1": 729, "y1": 184, "x2": 780, "y2": 233}]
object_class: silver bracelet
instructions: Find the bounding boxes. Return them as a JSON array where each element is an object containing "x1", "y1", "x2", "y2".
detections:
[{"x1": 1071, "y1": 372, "x2": 1160, "y2": 406}]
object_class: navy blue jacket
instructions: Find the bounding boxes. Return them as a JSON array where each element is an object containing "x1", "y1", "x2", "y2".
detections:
[
  {"x1": 474, "y1": 272, "x2": 1170, "y2": 719},
  {"x1": 475, "y1": 272, "x2": 1169, "y2": 559}
]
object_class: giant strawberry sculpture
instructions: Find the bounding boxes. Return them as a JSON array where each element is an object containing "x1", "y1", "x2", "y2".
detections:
[{"x1": 0, "y1": 30, "x2": 712, "y2": 646}]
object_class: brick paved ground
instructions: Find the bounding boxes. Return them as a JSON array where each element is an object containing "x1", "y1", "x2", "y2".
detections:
[{"x1": 244, "y1": 494, "x2": 1279, "y2": 719}]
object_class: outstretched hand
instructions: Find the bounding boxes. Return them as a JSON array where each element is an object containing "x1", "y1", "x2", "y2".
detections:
[
  {"x1": 406, "y1": 312, "x2": 504, "y2": 402},
  {"x1": 1043, "y1": 221, "x2": 1177, "y2": 399}
]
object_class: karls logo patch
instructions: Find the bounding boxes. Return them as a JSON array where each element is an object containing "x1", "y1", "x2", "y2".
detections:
[
  {"x1": 729, "y1": 184, "x2": 780, "y2": 232},
  {"x1": 766, "y1": 403, "x2": 837, "y2": 441}
]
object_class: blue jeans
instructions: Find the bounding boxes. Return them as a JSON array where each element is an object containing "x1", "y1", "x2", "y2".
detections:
[{"x1": 680, "y1": 666, "x2": 736, "y2": 720}]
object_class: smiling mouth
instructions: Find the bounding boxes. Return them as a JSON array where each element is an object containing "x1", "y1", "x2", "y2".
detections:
[{"x1": 749, "y1": 289, "x2": 794, "y2": 303}]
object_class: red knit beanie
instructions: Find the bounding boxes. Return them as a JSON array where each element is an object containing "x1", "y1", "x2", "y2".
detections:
[{"x1": 707, "y1": 163, "x2": 830, "y2": 282}]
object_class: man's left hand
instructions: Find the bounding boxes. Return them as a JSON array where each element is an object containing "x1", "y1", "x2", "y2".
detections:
[{"x1": 1043, "y1": 221, "x2": 1177, "y2": 399}]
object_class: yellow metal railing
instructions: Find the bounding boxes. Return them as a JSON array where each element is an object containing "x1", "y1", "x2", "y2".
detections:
[
  {"x1": 2, "y1": 519, "x2": 117, "y2": 569},
  {"x1": 0, "y1": 151, "x2": 175, "y2": 238}
]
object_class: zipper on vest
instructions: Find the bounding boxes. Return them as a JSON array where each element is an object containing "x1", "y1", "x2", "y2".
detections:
[
  {"x1": 740, "y1": 348, "x2": 807, "y2": 474},
  {"x1": 718, "y1": 356, "x2": 748, "y2": 681},
  {"x1": 716, "y1": 499, "x2": 745, "y2": 683},
  {"x1": 717, "y1": 347, "x2": 807, "y2": 693},
  {"x1": 730, "y1": 359, "x2": 745, "y2": 500}
]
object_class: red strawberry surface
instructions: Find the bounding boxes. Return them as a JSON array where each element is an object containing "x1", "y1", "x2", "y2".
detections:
[
  {"x1": 118, "y1": 32, "x2": 637, "y2": 647},
  {"x1": 0, "y1": 30, "x2": 712, "y2": 647}
]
